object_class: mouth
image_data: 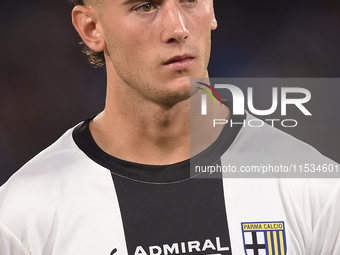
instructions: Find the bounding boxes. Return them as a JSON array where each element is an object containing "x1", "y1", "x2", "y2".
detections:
[{"x1": 163, "y1": 55, "x2": 195, "y2": 71}]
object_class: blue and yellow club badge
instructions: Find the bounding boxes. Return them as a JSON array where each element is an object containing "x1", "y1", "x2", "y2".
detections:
[{"x1": 241, "y1": 221, "x2": 287, "y2": 255}]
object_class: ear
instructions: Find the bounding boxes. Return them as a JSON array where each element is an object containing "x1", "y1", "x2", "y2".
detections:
[
  {"x1": 211, "y1": 0, "x2": 217, "y2": 30},
  {"x1": 72, "y1": 5, "x2": 106, "y2": 52}
]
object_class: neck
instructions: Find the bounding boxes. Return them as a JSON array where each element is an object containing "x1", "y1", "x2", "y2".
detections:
[{"x1": 89, "y1": 70, "x2": 230, "y2": 165}]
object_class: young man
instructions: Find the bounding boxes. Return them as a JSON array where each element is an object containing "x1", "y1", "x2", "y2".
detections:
[{"x1": 0, "y1": 0, "x2": 339, "y2": 255}]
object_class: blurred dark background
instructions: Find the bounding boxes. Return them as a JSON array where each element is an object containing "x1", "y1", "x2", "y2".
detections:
[{"x1": 1, "y1": 0, "x2": 339, "y2": 185}]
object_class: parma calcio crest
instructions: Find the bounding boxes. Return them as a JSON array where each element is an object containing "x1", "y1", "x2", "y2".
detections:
[{"x1": 241, "y1": 221, "x2": 287, "y2": 255}]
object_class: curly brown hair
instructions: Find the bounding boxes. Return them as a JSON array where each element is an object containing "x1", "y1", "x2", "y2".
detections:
[{"x1": 70, "y1": 0, "x2": 106, "y2": 67}]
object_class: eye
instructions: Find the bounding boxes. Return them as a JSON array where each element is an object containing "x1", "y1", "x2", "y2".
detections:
[
  {"x1": 182, "y1": 0, "x2": 197, "y2": 3},
  {"x1": 134, "y1": 3, "x2": 156, "y2": 13}
]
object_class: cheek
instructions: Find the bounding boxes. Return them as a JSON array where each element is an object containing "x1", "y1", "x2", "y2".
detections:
[
  {"x1": 190, "y1": 17, "x2": 212, "y2": 53},
  {"x1": 188, "y1": 4, "x2": 214, "y2": 38},
  {"x1": 107, "y1": 27, "x2": 148, "y2": 62},
  {"x1": 118, "y1": 24, "x2": 157, "y2": 55},
  {"x1": 106, "y1": 26, "x2": 159, "y2": 76}
]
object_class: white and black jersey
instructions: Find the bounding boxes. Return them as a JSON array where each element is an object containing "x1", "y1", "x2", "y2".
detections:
[{"x1": 1, "y1": 104, "x2": 339, "y2": 255}]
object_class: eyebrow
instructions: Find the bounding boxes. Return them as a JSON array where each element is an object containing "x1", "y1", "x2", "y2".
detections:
[{"x1": 121, "y1": 0, "x2": 144, "y2": 6}]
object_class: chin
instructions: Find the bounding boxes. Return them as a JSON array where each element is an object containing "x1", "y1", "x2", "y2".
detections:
[
  {"x1": 160, "y1": 91, "x2": 191, "y2": 106},
  {"x1": 154, "y1": 88, "x2": 191, "y2": 107},
  {"x1": 154, "y1": 75, "x2": 203, "y2": 106}
]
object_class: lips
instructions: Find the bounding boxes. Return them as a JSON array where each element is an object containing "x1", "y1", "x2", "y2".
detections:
[{"x1": 163, "y1": 55, "x2": 195, "y2": 71}]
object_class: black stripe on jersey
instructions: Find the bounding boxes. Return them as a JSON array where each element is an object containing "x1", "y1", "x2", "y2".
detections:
[
  {"x1": 112, "y1": 161, "x2": 233, "y2": 255},
  {"x1": 72, "y1": 101, "x2": 245, "y2": 255}
]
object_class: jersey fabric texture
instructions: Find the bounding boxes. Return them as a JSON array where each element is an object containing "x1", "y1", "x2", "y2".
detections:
[{"x1": 1, "y1": 106, "x2": 340, "y2": 255}]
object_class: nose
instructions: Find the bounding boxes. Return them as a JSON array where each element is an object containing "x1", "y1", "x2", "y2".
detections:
[{"x1": 160, "y1": 3, "x2": 189, "y2": 43}]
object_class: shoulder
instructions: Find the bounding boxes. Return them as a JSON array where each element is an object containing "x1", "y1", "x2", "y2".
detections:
[
  {"x1": 0, "y1": 128, "x2": 72, "y2": 211},
  {"x1": 227, "y1": 112, "x2": 337, "y2": 165},
  {"x1": 1, "y1": 127, "x2": 83, "y2": 195},
  {"x1": 0, "y1": 125, "x2": 100, "y2": 238},
  {"x1": 0, "y1": 123, "x2": 116, "y2": 253},
  {"x1": 219, "y1": 112, "x2": 339, "y2": 179}
]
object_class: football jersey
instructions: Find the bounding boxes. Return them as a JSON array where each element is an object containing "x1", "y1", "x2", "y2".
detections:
[{"x1": 0, "y1": 109, "x2": 339, "y2": 255}]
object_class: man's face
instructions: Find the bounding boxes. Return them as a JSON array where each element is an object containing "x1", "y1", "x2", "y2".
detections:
[{"x1": 98, "y1": 0, "x2": 217, "y2": 106}]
